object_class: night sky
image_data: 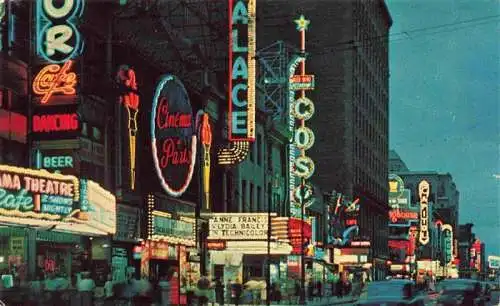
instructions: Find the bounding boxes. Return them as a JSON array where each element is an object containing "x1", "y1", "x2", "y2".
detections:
[{"x1": 387, "y1": 0, "x2": 499, "y2": 257}]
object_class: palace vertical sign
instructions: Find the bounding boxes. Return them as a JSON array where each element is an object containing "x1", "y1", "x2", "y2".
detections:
[
  {"x1": 418, "y1": 180, "x2": 430, "y2": 245},
  {"x1": 228, "y1": 0, "x2": 255, "y2": 141}
]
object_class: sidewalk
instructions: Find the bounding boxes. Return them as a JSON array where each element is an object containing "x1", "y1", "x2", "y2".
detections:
[{"x1": 211, "y1": 295, "x2": 358, "y2": 306}]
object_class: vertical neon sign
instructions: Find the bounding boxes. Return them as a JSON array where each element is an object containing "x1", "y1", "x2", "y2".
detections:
[
  {"x1": 289, "y1": 15, "x2": 315, "y2": 217},
  {"x1": 200, "y1": 113, "x2": 212, "y2": 210},
  {"x1": 217, "y1": 0, "x2": 256, "y2": 165},
  {"x1": 117, "y1": 65, "x2": 140, "y2": 190},
  {"x1": 418, "y1": 180, "x2": 430, "y2": 245},
  {"x1": 36, "y1": 0, "x2": 85, "y2": 63},
  {"x1": 441, "y1": 224, "x2": 453, "y2": 265}
]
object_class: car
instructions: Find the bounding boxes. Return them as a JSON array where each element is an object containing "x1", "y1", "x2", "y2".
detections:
[
  {"x1": 356, "y1": 279, "x2": 427, "y2": 306},
  {"x1": 435, "y1": 279, "x2": 487, "y2": 306}
]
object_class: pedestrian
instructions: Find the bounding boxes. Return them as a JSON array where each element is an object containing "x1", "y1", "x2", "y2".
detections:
[
  {"x1": 215, "y1": 277, "x2": 224, "y2": 305},
  {"x1": 294, "y1": 280, "x2": 301, "y2": 304},
  {"x1": 77, "y1": 271, "x2": 96, "y2": 306},
  {"x1": 104, "y1": 274, "x2": 114, "y2": 300},
  {"x1": 316, "y1": 280, "x2": 323, "y2": 299},
  {"x1": 158, "y1": 269, "x2": 173, "y2": 306},
  {"x1": 230, "y1": 278, "x2": 243, "y2": 306}
]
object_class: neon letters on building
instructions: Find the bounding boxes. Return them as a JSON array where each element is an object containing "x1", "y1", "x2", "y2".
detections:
[
  {"x1": 228, "y1": 0, "x2": 255, "y2": 141},
  {"x1": 0, "y1": 164, "x2": 79, "y2": 220},
  {"x1": 36, "y1": 0, "x2": 85, "y2": 63},
  {"x1": 200, "y1": 113, "x2": 212, "y2": 210},
  {"x1": 0, "y1": 109, "x2": 27, "y2": 143},
  {"x1": 33, "y1": 61, "x2": 77, "y2": 104},
  {"x1": 151, "y1": 75, "x2": 197, "y2": 197},
  {"x1": 116, "y1": 65, "x2": 140, "y2": 190},
  {"x1": 389, "y1": 210, "x2": 419, "y2": 223},
  {"x1": 418, "y1": 180, "x2": 430, "y2": 245},
  {"x1": 288, "y1": 15, "x2": 316, "y2": 217},
  {"x1": 441, "y1": 224, "x2": 453, "y2": 265},
  {"x1": 32, "y1": 113, "x2": 79, "y2": 133}
]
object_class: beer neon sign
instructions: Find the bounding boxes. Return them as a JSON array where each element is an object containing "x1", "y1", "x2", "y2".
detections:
[
  {"x1": 117, "y1": 65, "x2": 140, "y2": 190},
  {"x1": 151, "y1": 75, "x2": 197, "y2": 197},
  {"x1": 36, "y1": 0, "x2": 85, "y2": 63},
  {"x1": 418, "y1": 180, "x2": 430, "y2": 245},
  {"x1": 33, "y1": 61, "x2": 77, "y2": 104}
]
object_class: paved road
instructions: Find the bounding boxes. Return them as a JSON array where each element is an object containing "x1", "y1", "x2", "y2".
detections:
[{"x1": 487, "y1": 290, "x2": 500, "y2": 306}]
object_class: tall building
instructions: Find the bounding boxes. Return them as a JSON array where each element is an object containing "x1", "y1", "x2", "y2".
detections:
[
  {"x1": 258, "y1": 0, "x2": 392, "y2": 279},
  {"x1": 458, "y1": 223, "x2": 474, "y2": 277},
  {"x1": 389, "y1": 149, "x2": 409, "y2": 172},
  {"x1": 396, "y1": 171, "x2": 460, "y2": 232}
]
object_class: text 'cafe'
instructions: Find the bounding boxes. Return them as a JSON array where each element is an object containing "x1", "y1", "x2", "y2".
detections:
[{"x1": 0, "y1": 164, "x2": 116, "y2": 281}]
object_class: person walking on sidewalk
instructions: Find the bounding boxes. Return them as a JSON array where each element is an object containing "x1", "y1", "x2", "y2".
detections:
[{"x1": 214, "y1": 277, "x2": 224, "y2": 305}]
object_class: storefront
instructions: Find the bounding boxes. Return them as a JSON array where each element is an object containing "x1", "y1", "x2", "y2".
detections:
[
  {"x1": 207, "y1": 213, "x2": 292, "y2": 287},
  {"x1": 111, "y1": 203, "x2": 142, "y2": 283},
  {"x1": 0, "y1": 164, "x2": 116, "y2": 284},
  {"x1": 140, "y1": 194, "x2": 196, "y2": 305}
]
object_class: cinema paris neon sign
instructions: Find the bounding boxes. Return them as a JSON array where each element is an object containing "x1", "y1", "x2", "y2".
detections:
[{"x1": 151, "y1": 75, "x2": 197, "y2": 197}]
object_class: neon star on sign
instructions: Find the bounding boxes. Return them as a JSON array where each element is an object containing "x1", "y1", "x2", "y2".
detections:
[{"x1": 294, "y1": 15, "x2": 310, "y2": 31}]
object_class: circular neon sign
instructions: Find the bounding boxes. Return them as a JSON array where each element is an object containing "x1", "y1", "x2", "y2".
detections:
[{"x1": 151, "y1": 75, "x2": 197, "y2": 197}]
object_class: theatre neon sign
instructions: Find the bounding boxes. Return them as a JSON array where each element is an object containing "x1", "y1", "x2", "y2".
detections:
[{"x1": 418, "y1": 180, "x2": 430, "y2": 245}]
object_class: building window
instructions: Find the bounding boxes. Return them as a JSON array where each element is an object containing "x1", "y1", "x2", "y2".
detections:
[
  {"x1": 267, "y1": 141, "x2": 273, "y2": 171},
  {"x1": 257, "y1": 186, "x2": 262, "y2": 211},
  {"x1": 241, "y1": 180, "x2": 247, "y2": 212},
  {"x1": 257, "y1": 134, "x2": 262, "y2": 166},
  {"x1": 249, "y1": 183, "x2": 254, "y2": 212}
]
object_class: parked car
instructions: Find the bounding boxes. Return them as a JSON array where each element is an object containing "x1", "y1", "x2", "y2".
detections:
[
  {"x1": 435, "y1": 279, "x2": 487, "y2": 306},
  {"x1": 356, "y1": 279, "x2": 427, "y2": 306}
]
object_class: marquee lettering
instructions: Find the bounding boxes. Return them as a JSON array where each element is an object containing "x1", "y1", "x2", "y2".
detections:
[
  {"x1": 32, "y1": 61, "x2": 77, "y2": 104},
  {"x1": 33, "y1": 113, "x2": 79, "y2": 133},
  {"x1": 0, "y1": 188, "x2": 34, "y2": 211},
  {"x1": 228, "y1": 0, "x2": 255, "y2": 141}
]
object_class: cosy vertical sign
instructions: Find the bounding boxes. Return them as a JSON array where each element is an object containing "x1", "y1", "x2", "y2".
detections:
[
  {"x1": 228, "y1": 0, "x2": 256, "y2": 141},
  {"x1": 151, "y1": 75, "x2": 197, "y2": 197},
  {"x1": 418, "y1": 180, "x2": 430, "y2": 245}
]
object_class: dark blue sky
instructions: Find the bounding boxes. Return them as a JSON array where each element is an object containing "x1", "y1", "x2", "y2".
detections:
[{"x1": 387, "y1": 0, "x2": 499, "y2": 257}]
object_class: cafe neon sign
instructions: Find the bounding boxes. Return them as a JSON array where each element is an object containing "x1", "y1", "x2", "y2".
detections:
[
  {"x1": 32, "y1": 60, "x2": 77, "y2": 104},
  {"x1": 418, "y1": 180, "x2": 430, "y2": 245},
  {"x1": 217, "y1": 0, "x2": 256, "y2": 165}
]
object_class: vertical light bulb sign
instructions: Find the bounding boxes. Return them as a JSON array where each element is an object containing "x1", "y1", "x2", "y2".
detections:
[
  {"x1": 441, "y1": 224, "x2": 453, "y2": 265},
  {"x1": 33, "y1": 0, "x2": 84, "y2": 103},
  {"x1": 217, "y1": 0, "x2": 256, "y2": 165},
  {"x1": 151, "y1": 75, "x2": 197, "y2": 197},
  {"x1": 289, "y1": 15, "x2": 316, "y2": 217},
  {"x1": 117, "y1": 65, "x2": 140, "y2": 190},
  {"x1": 418, "y1": 180, "x2": 430, "y2": 245}
]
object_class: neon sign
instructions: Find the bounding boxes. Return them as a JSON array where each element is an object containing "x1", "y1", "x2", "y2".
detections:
[
  {"x1": 441, "y1": 224, "x2": 453, "y2": 265},
  {"x1": 117, "y1": 65, "x2": 140, "y2": 190},
  {"x1": 217, "y1": 0, "x2": 255, "y2": 165},
  {"x1": 36, "y1": 0, "x2": 85, "y2": 63},
  {"x1": 0, "y1": 164, "x2": 79, "y2": 220},
  {"x1": 200, "y1": 113, "x2": 212, "y2": 210},
  {"x1": 33, "y1": 61, "x2": 77, "y2": 104},
  {"x1": 151, "y1": 75, "x2": 197, "y2": 197},
  {"x1": 42, "y1": 156, "x2": 73, "y2": 169},
  {"x1": 418, "y1": 180, "x2": 430, "y2": 245},
  {"x1": 389, "y1": 210, "x2": 419, "y2": 223},
  {"x1": 33, "y1": 113, "x2": 79, "y2": 133},
  {"x1": 228, "y1": 0, "x2": 255, "y2": 141}
]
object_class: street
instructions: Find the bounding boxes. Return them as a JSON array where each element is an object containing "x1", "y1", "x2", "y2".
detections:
[{"x1": 488, "y1": 291, "x2": 500, "y2": 306}]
